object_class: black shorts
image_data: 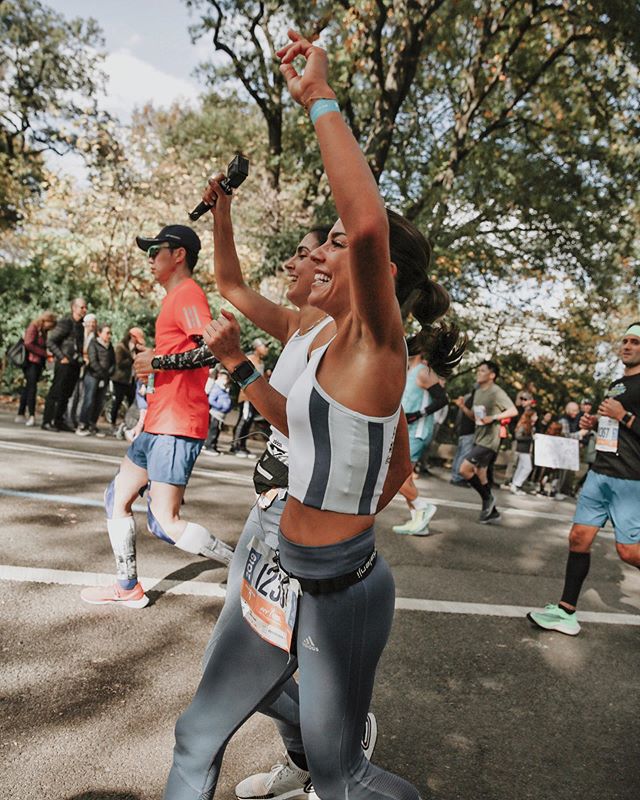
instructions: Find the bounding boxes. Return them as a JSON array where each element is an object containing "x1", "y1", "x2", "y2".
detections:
[{"x1": 466, "y1": 444, "x2": 496, "y2": 468}]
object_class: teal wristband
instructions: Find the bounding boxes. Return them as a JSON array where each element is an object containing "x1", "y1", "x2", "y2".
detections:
[
  {"x1": 238, "y1": 369, "x2": 261, "y2": 390},
  {"x1": 309, "y1": 98, "x2": 340, "y2": 125}
]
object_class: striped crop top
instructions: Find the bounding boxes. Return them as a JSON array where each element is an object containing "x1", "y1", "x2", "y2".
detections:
[{"x1": 286, "y1": 341, "x2": 400, "y2": 515}]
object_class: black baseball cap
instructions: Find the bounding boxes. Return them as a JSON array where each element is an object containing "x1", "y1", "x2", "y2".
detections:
[{"x1": 136, "y1": 224, "x2": 201, "y2": 257}]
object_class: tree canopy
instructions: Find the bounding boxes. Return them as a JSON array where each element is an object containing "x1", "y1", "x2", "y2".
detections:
[{"x1": 1, "y1": 0, "x2": 639, "y2": 411}]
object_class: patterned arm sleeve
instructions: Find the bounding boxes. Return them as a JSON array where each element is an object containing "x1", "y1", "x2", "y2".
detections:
[{"x1": 154, "y1": 336, "x2": 219, "y2": 371}]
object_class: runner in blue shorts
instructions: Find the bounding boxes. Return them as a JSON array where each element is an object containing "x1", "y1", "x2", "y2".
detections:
[
  {"x1": 81, "y1": 225, "x2": 234, "y2": 609},
  {"x1": 528, "y1": 323, "x2": 640, "y2": 635}
]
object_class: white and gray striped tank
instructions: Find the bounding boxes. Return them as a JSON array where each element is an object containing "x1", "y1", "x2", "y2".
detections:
[
  {"x1": 265, "y1": 316, "x2": 334, "y2": 465},
  {"x1": 287, "y1": 341, "x2": 400, "y2": 515}
]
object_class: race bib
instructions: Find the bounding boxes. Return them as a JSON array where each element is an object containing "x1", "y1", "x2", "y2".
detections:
[
  {"x1": 473, "y1": 405, "x2": 487, "y2": 424},
  {"x1": 596, "y1": 416, "x2": 619, "y2": 453},
  {"x1": 241, "y1": 537, "x2": 299, "y2": 652}
]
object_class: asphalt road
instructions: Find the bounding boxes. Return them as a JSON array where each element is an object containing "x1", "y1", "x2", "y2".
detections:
[{"x1": 1, "y1": 408, "x2": 639, "y2": 800}]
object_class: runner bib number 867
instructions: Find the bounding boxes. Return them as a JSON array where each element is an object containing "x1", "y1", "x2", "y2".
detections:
[
  {"x1": 596, "y1": 416, "x2": 619, "y2": 453},
  {"x1": 241, "y1": 537, "x2": 299, "y2": 652}
]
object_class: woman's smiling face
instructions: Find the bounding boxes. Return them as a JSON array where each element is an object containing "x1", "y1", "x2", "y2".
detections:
[
  {"x1": 284, "y1": 231, "x2": 325, "y2": 308},
  {"x1": 308, "y1": 220, "x2": 352, "y2": 317}
]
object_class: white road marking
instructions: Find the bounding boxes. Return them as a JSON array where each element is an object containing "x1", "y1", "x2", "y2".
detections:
[
  {"x1": 1, "y1": 564, "x2": 637, "y2": 625},
  {"x1": 0, "y1": 564, "x2": 227, "y2": 599},
  {"x1": 0, "y1": 439, "x2": 254, "y2": 484},
  {"x1": 0, "y1": 440, "x2": 577, "y2": 523},
  {"x1": 0, "y1": 487, "x2": 145, "y2": 511}
]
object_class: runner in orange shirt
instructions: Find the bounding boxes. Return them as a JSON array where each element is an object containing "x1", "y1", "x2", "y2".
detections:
[{"x1": 81, "y1": 225, "x2": 234, "y2": 609}]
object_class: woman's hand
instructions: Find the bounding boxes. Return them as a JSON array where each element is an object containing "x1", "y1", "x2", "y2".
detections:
[
  {"x1": 203, "y1": 309, "x2": 245, "y2": 369},
  {"x1": 276, "y1": 29, "x2": 335, "y2": 109},
  {"x1": 202, "y1": 172, "x2": 233, "y2": 218}
]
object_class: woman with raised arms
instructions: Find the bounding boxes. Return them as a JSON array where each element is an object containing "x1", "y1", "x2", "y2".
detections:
[{"x1": 163, "y1": 29, "x2": 464, "y2": 800}]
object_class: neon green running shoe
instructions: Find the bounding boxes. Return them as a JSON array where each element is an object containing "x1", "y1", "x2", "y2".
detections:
[{"x1": 527, "y1": 604, "x2": 581, "y2": 636}]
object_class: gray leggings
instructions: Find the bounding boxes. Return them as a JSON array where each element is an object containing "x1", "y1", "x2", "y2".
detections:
[{"x1": 164, "y1": 502, "x2": 420, "y2": 800}]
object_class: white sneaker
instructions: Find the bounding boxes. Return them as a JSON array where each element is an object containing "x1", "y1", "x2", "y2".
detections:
[
  {"x1": 235, "y1": 713, "x2": 377, "y2": 800},
  {"x1": 361, "y1": 711, "x2": 378, "y2": 759},
  {"x1": 235, "y1": 754, "x2": 311, "y2": 800},
  {"x1": 392, "y1": 502, "x2": 437, "y2": 535},
  {"x1": 14, "y1": 414, "x2": 26, "y2": 424},
  {"x1": 25, "y1": 415, "x2": 35, "y2": 427},
  {"x1": 509, "y1": 485, "x2": 526, "y2": 496}
]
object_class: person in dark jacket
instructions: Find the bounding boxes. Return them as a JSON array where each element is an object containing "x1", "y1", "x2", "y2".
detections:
[
  {"x1": 108, "y1": 327, "x2": 146, "y2": 430},
  {"x1": 41, "y1": 298, "x2": 87, "y2": 432},
  {"x1": 15, "y1": 310, "x2": 57, "y2": 427},
  {"x1": 77, "y1": 324, "x2": 115, "y2": 435}
]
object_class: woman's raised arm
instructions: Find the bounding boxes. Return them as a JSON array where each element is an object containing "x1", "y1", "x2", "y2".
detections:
[
  {"x1": 204, "y1": 176, "x2": 298, "y2": 345},
  {"x1": 277, "y1": 31, "x2": 402, "y2": 345}
]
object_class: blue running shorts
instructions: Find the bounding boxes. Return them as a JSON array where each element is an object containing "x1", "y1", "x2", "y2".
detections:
[
  {"x1": 573, "y1": 470, "x2": 640, "y2": 544},
  {"x1": 126, "y1": 431, "x2": 203, "y2": 486}
]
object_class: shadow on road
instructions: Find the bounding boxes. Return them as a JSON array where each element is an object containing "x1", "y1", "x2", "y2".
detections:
[
  {"x1": 145, "y1": 559, "x2": 226, "y2": 606},
  {"x1": 66, "y1": 793, "x2": 141, "y2": 800}
]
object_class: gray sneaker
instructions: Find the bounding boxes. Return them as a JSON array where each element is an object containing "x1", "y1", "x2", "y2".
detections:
[
  {"x1": 235, "y1": 713, "x2": 378, "y2": 800},
  {"x1": 478, "y1": 494, "x2": 496, "y2": 522},
  {"x1": 235, "y1": 754, "x2": 311, "y2": 800},
  {"x1": 199, "y1": 536, "x2": 234, "y2": 565}
]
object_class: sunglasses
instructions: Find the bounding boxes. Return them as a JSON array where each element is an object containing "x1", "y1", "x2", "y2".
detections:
[{"x1": 147, "y1": 243, "x2": 176, "y2": 260}]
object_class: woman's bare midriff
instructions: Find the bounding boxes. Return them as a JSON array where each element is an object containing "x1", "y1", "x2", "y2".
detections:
[{"x1": 280, "y1": 495, "x2": 374, "y2": 546}]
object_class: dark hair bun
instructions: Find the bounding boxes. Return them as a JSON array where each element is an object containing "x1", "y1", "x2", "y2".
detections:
[{"x1": 408, "y1": 322, "x2": 467, "y2": 378}]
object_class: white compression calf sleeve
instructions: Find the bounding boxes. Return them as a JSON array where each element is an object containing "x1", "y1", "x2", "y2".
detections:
[
  {"x1": 107, "y1": 516, "x2": 137, "y2": 583},
  {"x1": 175, "y1": 522, "x2": 234, "y2": 565}
]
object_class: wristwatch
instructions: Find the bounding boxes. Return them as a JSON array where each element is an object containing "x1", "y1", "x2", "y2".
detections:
[
  {"x1": 230, "y1": 360, "x2": 260, "y2": 389},
  {"x1": 622, "y1": 411, "x2": 633, "y2": 426},
  {"x1": 151, "y1": 355, "x2": 161, "y2": 371}
]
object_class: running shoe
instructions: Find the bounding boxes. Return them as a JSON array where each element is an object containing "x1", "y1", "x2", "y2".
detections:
[
  {"x1": 479, "y1": 507, "x2": 501, "y2": 524},
  {"x1": 478, "y1": 494, "x2": 497, "y2": 522},
  {"x1": 57, "y1": 422, "x2": 76, "y2": 433},
  {"x1": 235, "y1": 713, "x2": 378, "y2": 800},
  {"x1": 235, "y1": 753, "x2": 312, "y2": 800},
  {"x1": 25, "y1": 415, "x2": 35, "y2": 427},
  {"x1": 527, "y1": 604, "x2": 581, "y2": 636},
  {"x1": 361, "y1": 711, "x2": 378, "y2": 759},
  {"x1": 199, "y1": 536, "x2": 235, "y2": 565},
  {"x1": 234, "y1": 450, "x2": 249, "y2": 459},
  {"x1": 80, "y1": 581, "x2": 149, "y2": 609},
  {"x1": 393, "y1": 503, "x2": 436, "y2": 535},
  {"x1": 14, "y1": 414, "x2": 25, "y2": 424},
  {"x1": 202, "y1": 447, "x2": 221, "y2": 457},
  {"x1": 75, "y1": 425, "x2": 91, "y2": 437},
  {"x1": 509, "y1": 485, "x2": 526, "y2": 496}
]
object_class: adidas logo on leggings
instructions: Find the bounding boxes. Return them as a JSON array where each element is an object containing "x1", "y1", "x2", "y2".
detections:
[{"x1": 302, "y1": 636, "x2": 319, "y2": 652}]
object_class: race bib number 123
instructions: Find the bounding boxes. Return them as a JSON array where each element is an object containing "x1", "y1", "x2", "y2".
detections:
[{"x1": 241, "y1": 537, "x2": 299, "y2": 652}]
